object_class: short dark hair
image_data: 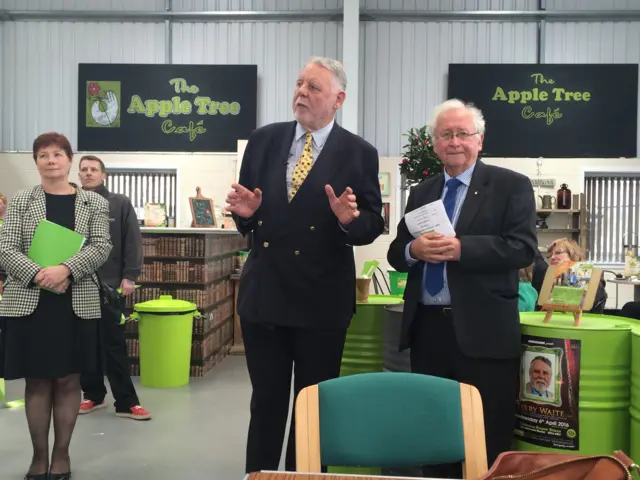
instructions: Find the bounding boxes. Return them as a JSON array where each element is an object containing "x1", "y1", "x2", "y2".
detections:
[
  {"x1": 79, "y1": 155, "x2": 106, "y2": 173},
  {"x1": 32, "y1": 132, "x2": 73, "y2": 161}
]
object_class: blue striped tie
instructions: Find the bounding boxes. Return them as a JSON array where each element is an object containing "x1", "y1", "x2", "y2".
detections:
[{"x1": 424, "y1": 178, "x2": 463, "y2": 296}]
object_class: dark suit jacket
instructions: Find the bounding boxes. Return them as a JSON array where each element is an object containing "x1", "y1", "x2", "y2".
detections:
[
  {"x1": 234, "y1": 121, "x2": 384, "y2": 329},
  {"x1": 531, "y1": 250, "x2": 608, "y2": 313},
  {"x1": 387, "y1": 160, "x2": 538, "y2": 359}
]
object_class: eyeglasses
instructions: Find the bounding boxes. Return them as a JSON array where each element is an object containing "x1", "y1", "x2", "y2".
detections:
[
  {"x1": 549, "y1": 249, "x2": 567, "y2": 258},
  {"x1": 436, "y1": 131, "x2": 479, "y2": 142}
]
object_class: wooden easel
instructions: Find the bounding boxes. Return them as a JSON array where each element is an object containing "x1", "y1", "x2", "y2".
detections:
[
  {"x1": 541, "y1": 304, "x2": 584, "y2": 326},
  {"x1": 538, "y1": 264, "x2": 602, "y2": 326}
]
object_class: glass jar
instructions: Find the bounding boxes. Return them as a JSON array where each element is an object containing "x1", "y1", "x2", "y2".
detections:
[{"x1": 557, "y1": 183, "x2": 572, "y2": 209}]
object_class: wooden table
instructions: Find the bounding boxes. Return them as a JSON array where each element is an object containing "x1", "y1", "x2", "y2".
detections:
[{"x1": 247, "y1": 472, "x2": 455, "y2": 480}]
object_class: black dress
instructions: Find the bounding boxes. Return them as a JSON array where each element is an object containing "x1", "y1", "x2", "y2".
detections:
[{"x1": 0, "y1": 193, "x2": 100, "y2": 380}]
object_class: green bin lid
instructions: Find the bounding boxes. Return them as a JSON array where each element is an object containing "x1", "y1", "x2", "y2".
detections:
[
  {"x1": 134, "y1": 295, "x2": 197, "y2": 314},
  {"x1": 357, "y1": 294, "x2": 404, "y2": 305},
  {"x1": 520, "y1": 312, "x2": 632, "y2": 331},
  {"x1": 615, "y1": 317, "x2": 640, "y2": 335}
]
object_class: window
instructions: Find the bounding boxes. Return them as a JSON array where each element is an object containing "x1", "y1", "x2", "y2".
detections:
[
  {"x1": 585, "y1": 173, "x2": 640, "y2": 264},
  {"x1": 105, "y1": 168, "x2": 178, "y2": 222}
]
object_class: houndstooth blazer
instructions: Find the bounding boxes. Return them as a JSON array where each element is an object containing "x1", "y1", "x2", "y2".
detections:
[{"x1": 0, "y1": 184, "x2": 112, "y2": 319}]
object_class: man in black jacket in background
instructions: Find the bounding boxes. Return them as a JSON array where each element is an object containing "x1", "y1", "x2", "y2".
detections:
[{"x1": 77, "y1": 155, "x2": 151, "y2": 421}]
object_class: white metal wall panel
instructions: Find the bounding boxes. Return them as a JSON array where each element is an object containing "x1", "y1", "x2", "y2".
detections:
[
  {"x1": 544, "y1": 21, "x2": 640, "y2": 155},
  {"x1": 0, "y1": 21, "x2": 166, "y2": 151},
  {"x1": 544, "y1": 0, "x2": 640, "y2": 10},
  {"x1": 362, "y1": 0, "x2": 537, "y2": 11},
  {"x1": 361, "y1": 21, "x2": 538, "y2": 156},
  {"x1": 172, "y1": 21, "x2": 342, "y2": 128},
  {"x1": 0, "y1": 0, "x2": 166, "y2": 10},
  {"x1": 172, "y1": 0, "x2": 342, "y2": 11}
]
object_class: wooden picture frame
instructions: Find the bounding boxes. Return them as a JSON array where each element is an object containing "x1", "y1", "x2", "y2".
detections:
[
  {"x1": 143, "y1": 202, "x2": 167, "y2": 227},
  {"x1": 537, "y1": 263, "x2": 602, "y2": 326},
  {"x1": 189, "y1": 187, "x2": 217, "y2": 228}
]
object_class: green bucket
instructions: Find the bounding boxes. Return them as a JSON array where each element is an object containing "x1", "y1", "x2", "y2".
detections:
[
  {"x1": 515, "y1": 312, "x2": 631, "y2": 456},
  {"x1": 133, "y1": 295, "x2": 198, "y2": 388},
  {"x1": 387, "y1": 270, "x2": 408, "y2": 296}
]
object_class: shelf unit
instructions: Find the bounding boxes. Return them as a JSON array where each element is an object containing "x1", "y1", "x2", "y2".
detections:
[
  {"x1": 124, "y1": 231, "x2": 247, "y2": 378},
  {"x1": 536, "y1": 192, "x2": 588, "y2": 253}
]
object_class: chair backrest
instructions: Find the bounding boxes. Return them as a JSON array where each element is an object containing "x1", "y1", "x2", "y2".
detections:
[{"x1": 295, "y1": 371, "x2": 487, "y2": 478}]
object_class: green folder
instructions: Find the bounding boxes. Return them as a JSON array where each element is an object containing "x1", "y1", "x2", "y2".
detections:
[{"x1": 28, "y1": 219, "x2": 86, "y2": 267}]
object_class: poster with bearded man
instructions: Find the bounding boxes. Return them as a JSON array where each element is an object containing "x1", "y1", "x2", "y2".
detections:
[{"x1": 514, "y1": 335, "x2": 581, "y2": 451}]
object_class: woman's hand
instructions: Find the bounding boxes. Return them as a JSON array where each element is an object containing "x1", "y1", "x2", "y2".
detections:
[
  {"x1": 50, "y1": 278, "x2": 71, "y2": 294},
  {"x1": 35, "y1": 265, "x2": 71, "y2": 291}
]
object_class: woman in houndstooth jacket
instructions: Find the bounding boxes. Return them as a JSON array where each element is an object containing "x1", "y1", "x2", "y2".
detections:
[{"x1": 0, "y1": 133, "x2": 112, "y2": 480}]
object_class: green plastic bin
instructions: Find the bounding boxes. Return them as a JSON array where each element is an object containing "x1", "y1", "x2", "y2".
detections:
[
  {"x1": 387, "y1": 269, "x2": 408, "y2": 296},
  {"x1": 612, "y1": 316, "x2": 640, "y2": 463},
  {"x1": 133, "y1": 295, "x2": 198, "y2": 388},
  {"x1": 340, "y1": 294, "x2": 404, "y2": 377},
  {"x1": 516, "y1": 312, "x2": 631, "y2": 455}
]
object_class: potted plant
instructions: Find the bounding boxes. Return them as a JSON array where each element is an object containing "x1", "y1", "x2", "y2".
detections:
[{"x1": 398, "y1": 125, "x2": 442, "y2": 190}]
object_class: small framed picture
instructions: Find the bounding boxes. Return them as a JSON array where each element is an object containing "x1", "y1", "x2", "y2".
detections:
[{"x1": 379, "y1": 172, "x2": 390, "y2": 196}]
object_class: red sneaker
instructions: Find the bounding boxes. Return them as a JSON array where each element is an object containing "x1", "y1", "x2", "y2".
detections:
[
  {"x1": 116, "y1": 405, "x2": 152, "y2": 421},
  {"x1": 79, "y1": 399, "x2": 106, "y2": 415}
]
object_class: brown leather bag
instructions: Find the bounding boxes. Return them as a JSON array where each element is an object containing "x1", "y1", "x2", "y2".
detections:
[{"x1": 479, "y1": 450, "x2": 639, "y2": 479}]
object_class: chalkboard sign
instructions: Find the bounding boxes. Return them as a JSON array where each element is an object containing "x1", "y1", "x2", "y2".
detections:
[
  {"x1": 78, "y1": 63, "x2": 257, "y2": 152},
  {"x1": 189, "y1": 187, "x2": 216, "y2": 228},
  {"x1": 447, "y1": 64, "x2": 638, "y2": 158}
]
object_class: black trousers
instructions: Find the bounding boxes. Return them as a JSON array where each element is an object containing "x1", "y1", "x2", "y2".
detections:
[
  {"x1": 81, "y1": 316, "x2": 139, "y2": 413},
  {"x1": 241, "y1": 320, "x2": 347, "y2": 474},
  {"x1": 410, "y1": 306, "x2": 519, "y2": 479}
]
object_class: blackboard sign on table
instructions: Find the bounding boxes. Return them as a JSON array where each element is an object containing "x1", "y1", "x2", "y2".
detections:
[
  {"x1": 78, "y1": 63, "x2": 257, "y2": 153},
  {"x1": 189, "y1": 187, "x2": 216, "y2": 228},
  {"x1": 447, "y1": 64, "x2": 638, "y2": 158}
]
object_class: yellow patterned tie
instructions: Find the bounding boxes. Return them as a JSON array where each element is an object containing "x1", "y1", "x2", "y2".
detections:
[{"x1": 290, "y1": 133, "x2": 314, "y2": 201}]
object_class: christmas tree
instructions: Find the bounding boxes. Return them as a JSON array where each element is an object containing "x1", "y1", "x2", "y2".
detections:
[{"x1": 399, "y1": 125, "x2": 442, "y2": 189}]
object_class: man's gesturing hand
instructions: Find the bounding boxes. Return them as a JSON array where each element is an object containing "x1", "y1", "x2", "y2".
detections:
[
  {"x1": 410, "y1": 232, "x2": 461, "y2": 263},
  {"x1": 225, "y1": 183, "x2": 263, "y2": 219},
  {"x1": 325, "y1": 185, "x2": 359, "y2": 226}
]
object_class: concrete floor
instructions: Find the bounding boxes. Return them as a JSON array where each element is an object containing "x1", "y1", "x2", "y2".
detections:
[{"x1": 0, "y1": 356, "x2": 267, "y2": 480}]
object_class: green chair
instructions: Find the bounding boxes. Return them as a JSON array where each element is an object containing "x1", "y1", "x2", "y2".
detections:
[{"x1": 295, "y1": 371, "x2": 488, "y2": 479}]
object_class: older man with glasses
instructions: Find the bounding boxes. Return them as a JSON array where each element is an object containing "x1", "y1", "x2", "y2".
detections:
[{"x1": 388, "y1": 98, "x2": 538, "y2": 478}]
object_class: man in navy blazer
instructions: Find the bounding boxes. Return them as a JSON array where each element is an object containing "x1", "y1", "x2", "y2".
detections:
[
  {"x1": 388, "y1": 99, "x2": 537, "y2": 478},
  {"x1": 226, "y1": 57, "x2": 384, "y2": 474}
]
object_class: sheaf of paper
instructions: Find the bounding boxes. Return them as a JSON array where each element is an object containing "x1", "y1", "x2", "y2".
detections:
[{"x1": 405, "y1": 200, "x2": 456, "y2": 239}]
